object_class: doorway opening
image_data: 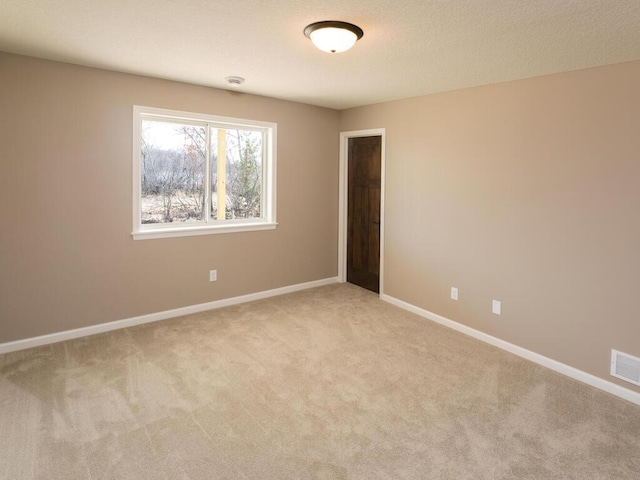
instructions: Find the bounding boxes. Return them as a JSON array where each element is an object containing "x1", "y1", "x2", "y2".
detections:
[{"x1": 338, "y1": 129, "x2": 386, "y2": 295}]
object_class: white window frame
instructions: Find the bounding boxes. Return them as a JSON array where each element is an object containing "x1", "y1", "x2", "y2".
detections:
[{"x1": 132, "y1": 106, "x2": 277, "y2": 240}]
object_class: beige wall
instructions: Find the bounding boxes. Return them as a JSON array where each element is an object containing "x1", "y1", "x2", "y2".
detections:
[
  {"x1": 0, "y1": 53, "x2": 340, "y2": 342},
  {"x1": 342, "y1": 60, "x2": 640, "y2": 393}
]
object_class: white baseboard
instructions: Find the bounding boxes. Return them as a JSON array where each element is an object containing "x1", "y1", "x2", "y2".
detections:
[
  {"x1": 0, "y1": 277, "x2": 340, "y2": 355},
  {"x1": 381, "y1": 293, "x2": 640, "y2": 406}
]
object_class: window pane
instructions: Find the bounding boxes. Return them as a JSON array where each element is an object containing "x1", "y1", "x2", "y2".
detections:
[
  {"x1": 141, "y1": 120, "x2": 206, "y2": 224},
  {"x1": 211, "y1": 128, "x2": 263, "y2": 220}
]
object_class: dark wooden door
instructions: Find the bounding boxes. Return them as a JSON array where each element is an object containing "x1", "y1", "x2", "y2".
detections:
[{"x1": 347, "y1": 136, "x2": 381, "y2": 293}]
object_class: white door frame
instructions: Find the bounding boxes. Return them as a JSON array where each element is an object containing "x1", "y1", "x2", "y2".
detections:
[{"x1": 338, "y1": 128, "x2": 386, "y2": 296}]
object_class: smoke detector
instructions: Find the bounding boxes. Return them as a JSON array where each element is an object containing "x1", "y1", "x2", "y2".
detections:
[{"x1": 225, "y1": 76, "x2": 245, "y2": 87}]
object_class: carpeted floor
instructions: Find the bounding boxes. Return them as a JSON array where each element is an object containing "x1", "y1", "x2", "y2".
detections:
[{"x1": 1, "y1": 283, "x2": 639, "y2": 479}]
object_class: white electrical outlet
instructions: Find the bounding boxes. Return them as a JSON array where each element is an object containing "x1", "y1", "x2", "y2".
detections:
[
  {"x1": 209, "y1": 270, "x2": 217, "y2": 282},
  {"x1": 492, "y1": 300, "x2": 501, "y2": 315},
  {"x1": 451, "y1": 287, "x2": 458, "y2": 301}
]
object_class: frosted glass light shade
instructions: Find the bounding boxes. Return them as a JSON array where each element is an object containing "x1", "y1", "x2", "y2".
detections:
[
  {"x1": 310, "y1": 27, "x2": 357, "y2": 53},
  {"x1": 304, "y1": 21, "x2": 364, "y2": 53}
]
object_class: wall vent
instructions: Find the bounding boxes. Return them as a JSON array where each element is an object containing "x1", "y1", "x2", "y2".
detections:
[{"x1": 611, "y1": 350, "x2": 640, "y2": 386}]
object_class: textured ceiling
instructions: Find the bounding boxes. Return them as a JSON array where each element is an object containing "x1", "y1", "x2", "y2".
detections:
[{"x1": 1, "y1": 0, "x2": 640, "y2": 110}]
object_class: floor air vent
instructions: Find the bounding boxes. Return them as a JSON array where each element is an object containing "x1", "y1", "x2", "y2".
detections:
[{"x1": 611, "y1": 350, "x2": 640, "y2": 386}]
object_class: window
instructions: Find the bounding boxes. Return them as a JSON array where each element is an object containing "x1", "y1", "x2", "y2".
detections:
[{"x1": 133, "y1": 106, "x2": 276, "y2": 239}]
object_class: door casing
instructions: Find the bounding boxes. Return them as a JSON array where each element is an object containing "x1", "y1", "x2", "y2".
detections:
[{"x1": 338, "y1": 128, "x2": 386, "y2": 296}]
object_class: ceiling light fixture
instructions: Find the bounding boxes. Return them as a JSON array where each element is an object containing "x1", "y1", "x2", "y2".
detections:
[
  {"x1": 304, "y1": 21, "x2": 364, "y2": 53},
  {"x1": 225, "y1": 76, "x2": 245, "y2": 87}
]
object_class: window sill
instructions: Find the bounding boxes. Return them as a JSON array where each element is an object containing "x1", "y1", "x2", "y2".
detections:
[{"x1": 132, "y1": 222, "x2": 277, "y2": 240}]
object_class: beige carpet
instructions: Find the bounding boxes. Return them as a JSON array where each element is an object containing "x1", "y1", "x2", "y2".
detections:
[{"x1": 1, "y1": 283, "x2": 639, "y2": 479}]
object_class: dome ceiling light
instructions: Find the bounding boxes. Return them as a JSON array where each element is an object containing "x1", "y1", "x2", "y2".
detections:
[{"x1": 303, "y1": 21, "x2": 364, "y2": 53}]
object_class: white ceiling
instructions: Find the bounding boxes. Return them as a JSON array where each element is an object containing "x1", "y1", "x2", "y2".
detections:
[{"x1": 2, "y1": 0, "x2": 640, "y2": 110}]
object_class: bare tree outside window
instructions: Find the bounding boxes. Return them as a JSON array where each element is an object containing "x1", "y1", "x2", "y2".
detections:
[
  {"x1": 141, "y1": 121, "x2": 206, "y2": 224},
  {"x1": 211, "y1": 129, "x2": 262, "y2": 220}
]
